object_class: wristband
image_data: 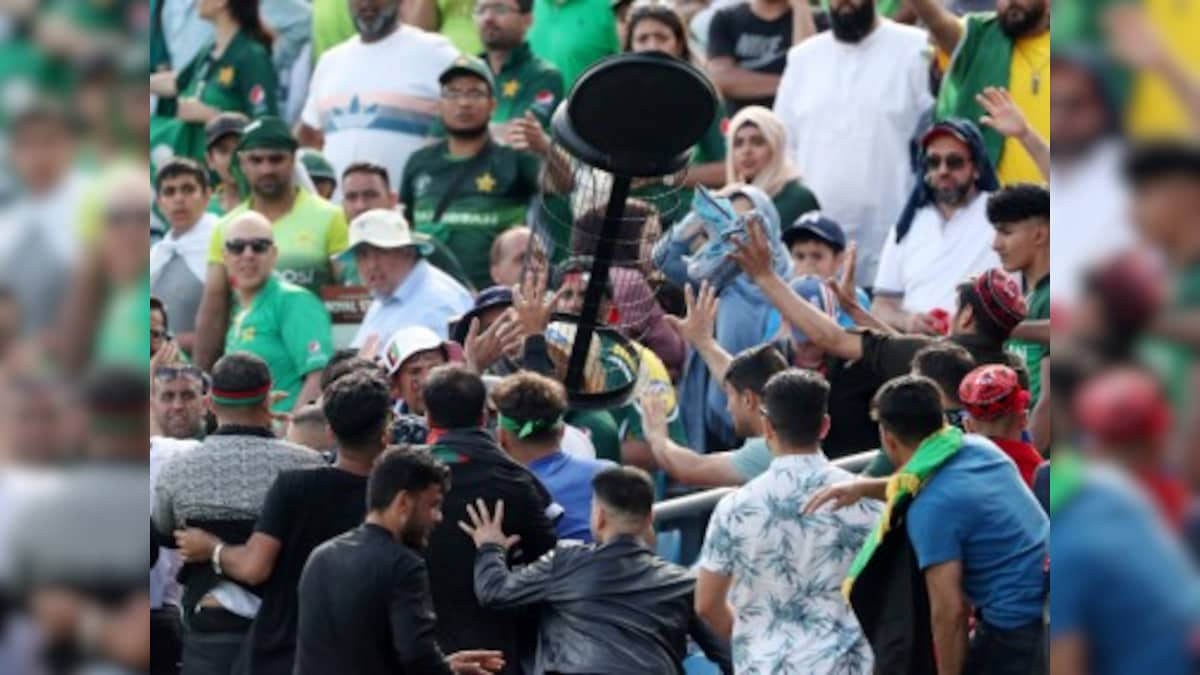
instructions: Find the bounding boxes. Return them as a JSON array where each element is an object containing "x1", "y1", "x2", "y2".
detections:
[{"x1": 211, "y1": 542, "x2": 225, "y2": 576}]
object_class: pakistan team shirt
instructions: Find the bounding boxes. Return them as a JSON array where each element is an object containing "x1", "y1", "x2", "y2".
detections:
[
  {"x1": 207, "y1": 188, "x2": 349, "y2": 293},
  {"x1": 400, "y1": 140, "x2": 540, "y2": 290},
  {"x1": 488, "y1": 42, "x2": 564, "y2": 127},
  {"x1": 150, "y1": 29, "x2": 278, "y2": 167},
  {"x1": 1006, "y1": 274, "x2": 1049, "y2": 405},
  {"x1": 225, "y1": 274, "x2": 334, "y2": 412}
]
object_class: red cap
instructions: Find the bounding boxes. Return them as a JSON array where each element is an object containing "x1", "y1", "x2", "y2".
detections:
[
  {"x1": 970, "y1": 268, "x2": 1026, "y2": 333},
  {"x1": 959, "y1": 364, "x2": 1029, "y2": 421},
  {"x1": 1087, "y1": 248, "x2": 1167, "y2": 330},
  {"x1": 921, "y1": 124, "x2": 970, "y2": 149},
  {"x1": 1074, "y1": 368, "x2": 1172, "y2": 447}
]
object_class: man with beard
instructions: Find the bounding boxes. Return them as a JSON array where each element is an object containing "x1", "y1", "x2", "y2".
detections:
[
  {"x1": 872, "y1": 119, "x2": 1002, "y2": 334},
  {"x1": 475, "y1": 0, "x2": 563, "y2": 135},
  {"x1": 194, "y1": 117, "x2": 347, "y2": 371},
  {"x1": 911, "y1": 0, "x2": 1050, "y2": 185},
  {"x1": 294, "y1": 446, "x2": 506, "y2": 675},
  {"x1": 773, "y1": 0, "x2": 932, "y2": 287},
  {"x1": 400, "y1": 57, "x2": 565, "y2": 290},
  {"x1": 296, "y1": 0, "x2": 460, "y2": 196}
]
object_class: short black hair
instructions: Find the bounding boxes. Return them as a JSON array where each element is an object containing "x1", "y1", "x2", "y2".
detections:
[
  {"x1": 423, "y1": 364, "x2": 487, "y2": 429},
  {"x1": 873, "y1": 375, "x2": 945, "y2": 446},
  {"x1": 323, "y1": 370, "x2": 392, "y2": 448},
  {"x1": 987, "y1": 183, "x2": 1050, "y2": 226},
  {"x1": 155, "y1": 157, "x2": 209, "y2": 193},
  {"x1": 592, "y1": 466, "x2": 655, "y2": 520},
  {"x1": 724, "y1": 344, "x2": 788, "y2": 395},
  {"x1": 515, "y1": 0, "x2": 532, "y2": 13},
  {"x1": 490, "y1": 372, "x2": 568, "y2": 444},
  {"x1": 366, "y1": 445, "x2": 451, "y2": 512},
  {"x1": 912, "y1": 342, "x2": 976, "y2": 406},
  {"x1": 1123, "y1": 140, "x2": 1200, "y2": 187},
  {"x1": 320, "y1": 349, "x2": 385, "y2": 391},
  {"x1": 571, "y1": 198, "x2": 657, "y2": 266},
  {"x1": 211, "y1": 352, "x2": 272, "y2": 399},
  {"x1": 341, "y1": 160, "x2": 390, "y2": 186},
  {"x1": 83, "y1": 366, "x2": 149, "y2": 418},
  {"x1": 149, "y1": 295, "x2": 169, "y2": 331},
  {"x1": 761, "y1": 369, "x2": 830, "y2": 447},
  {"x1": 956, "y1": 282, "x2": 1010, "y2": 345}
]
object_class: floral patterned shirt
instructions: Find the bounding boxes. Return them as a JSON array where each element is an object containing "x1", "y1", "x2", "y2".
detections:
[{"x1": 699, "y1": 452, "x2": 882, "y2": 674}]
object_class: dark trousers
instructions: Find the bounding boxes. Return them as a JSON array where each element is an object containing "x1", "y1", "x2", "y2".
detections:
[
  {"x1": 965, "y1": 620, "x2": 1046, "y2": 675},
  {"x1": 180, "y1": 628, "x2": 245, "y2": 675},
  {"x1": 151, "y1": 607, "x2": 183, "y2": 675}
]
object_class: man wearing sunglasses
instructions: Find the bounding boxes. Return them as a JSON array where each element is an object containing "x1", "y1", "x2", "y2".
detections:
[
  {"x1": 872, "y1": 119, "x2": 1002, "y2": 335},
  {"x1": 194, "y1": 116, "x2": 348, "y2": 371},
  {"x1": 220, "y1": 212, "x2": 335, "y2": 414}
]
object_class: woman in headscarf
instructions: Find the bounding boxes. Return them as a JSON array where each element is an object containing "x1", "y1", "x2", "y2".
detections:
[
  {"x1": 149, "y1": 0, "x2": 278, "y2": 164},
  {"x1": 725, "y1": 105, "x2": 821, "y2": 230},
  {"x1": 652, "y1": 183, "x2": 793, "y2": 453}
]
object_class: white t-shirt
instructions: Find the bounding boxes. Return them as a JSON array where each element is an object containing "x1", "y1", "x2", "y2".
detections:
[
  {"x1": 301, "y1": 26, "x2": 461, "y2": 195},
  {"x1": 1050, "y1": 140, "x2": 1133, "y2": 304},
  {"x1": 774, "y1": 21, "x2": 933, "y2": 286},
  {"x1": 873, "y1": 191, "x2": 1001, "y2": 315}
]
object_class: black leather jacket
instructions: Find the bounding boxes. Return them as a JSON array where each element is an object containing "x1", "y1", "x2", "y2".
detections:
[{"x1": 473, "y1": 535, "x2": 732, "y2": 674}]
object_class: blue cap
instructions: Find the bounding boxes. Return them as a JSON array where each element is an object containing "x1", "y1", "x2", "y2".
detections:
[
  {"x1": 451, "y1": 286, "x2": 514, "y2": 344},
  {"x1": 787, "y1": 275, "x2": 839, "y2": 343},
  {"x1": 782, "y1": 211, "x2": 847, "y2": 252}
]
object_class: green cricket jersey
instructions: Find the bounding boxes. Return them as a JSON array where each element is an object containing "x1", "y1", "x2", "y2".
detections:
[
  {"x1": 772, "y1": 179, "x2": 822, "y2": 230},
  {"x1": 400, "y1": 140, "x2": 540, "y2": 290},
  {"x1": 1006, "y1": 274, "x2": 1049, "y2": 406},
  {"x1": 150, "y1": 30, "x2": 278, "y2": 165},
  {"x1": 528, "y1": 0, "x2": 618, "y2": 90},
  {"x1": 488, "y1": 42, "x2": 564, "y2": 127},
  {"x1": 225, "y1": 274, "x2": 334, "y2": 412},
  {"x1": 207, "y1": 188, "x2": 349, "y2": 293},
  {"x1": 1141, "y1": 263, "x2": 1200, "y2": 409},
  {"x1": 94, "y1": 272, "x2": 151, "y2": 370},
  {"x1": 595, "y1": 334, "x2": 688, "y2": 446}
]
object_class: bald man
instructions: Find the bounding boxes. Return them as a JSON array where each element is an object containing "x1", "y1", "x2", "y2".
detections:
[
  {"x1": 221, "y1": 212, "x2": 335, "y2": 413},
  {"x1": 490, "y1": 226, "x2": 531, "y2": 288}
]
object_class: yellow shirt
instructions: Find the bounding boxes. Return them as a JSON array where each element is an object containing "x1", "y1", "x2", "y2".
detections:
[
  {"x1": 1127, "y1": 0, "x2": 1200, "y2": 137},
  {"x1": 998, "y1": 30, "x2": 1050, "y2": 185}
]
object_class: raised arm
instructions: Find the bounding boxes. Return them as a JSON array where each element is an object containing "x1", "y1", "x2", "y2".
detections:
[
  {"x1": 907, "y1": 0, "x2": 963, "y2": 56},
  {"x1": 193, "y1": 263, "x2": 231, "y2": 371},
  {"x1": 976, "y1": 87, "x2": 1050, "y2": 182}
]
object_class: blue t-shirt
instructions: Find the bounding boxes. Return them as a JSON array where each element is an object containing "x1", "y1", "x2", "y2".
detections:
[
  {"x1": 907, "y1": 436, "x2": 1048, "y2": 629},
  {"x1": 1052, "y1": 466, "x2": 1200, "y2": 675},
  {"x1": 529, "y1": 451, "x2": 616, "y2": 543}
]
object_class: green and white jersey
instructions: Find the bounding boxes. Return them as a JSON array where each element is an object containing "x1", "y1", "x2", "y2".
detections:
[
  {"x1": 207, "y1": 188, "x2": 349, "y2": 293},
  {"x1": 400, "y1": 140, "x2": 540, "y2": 290},
  {"x1": 225, "y1": 274, "x2": 333, "y2": 412}
]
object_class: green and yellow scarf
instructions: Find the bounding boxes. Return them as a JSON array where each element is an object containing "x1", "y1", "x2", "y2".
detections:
[{"x1": 842, "y1": 426, "x2": 964, "y2": 600}]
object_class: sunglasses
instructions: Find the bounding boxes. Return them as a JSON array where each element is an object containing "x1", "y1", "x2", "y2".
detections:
[
  {"x1": 150, "y1": 328, "x2": 169, "y2": 341},
  {"x1": 224, "y1": 238, "x2": 273, "y2": 255},
  {"x1": 925, "y1": 154, "x2": 968, "y2": 171}
]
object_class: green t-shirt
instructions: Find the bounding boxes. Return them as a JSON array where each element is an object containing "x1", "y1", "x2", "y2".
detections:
[
  {"x1": 1006, "y1": 274, "x2": 1049, "y2": 406},
  {"x1": 400, "y1": 141, "x2": 540, "y2": 290},
  {"x1": 527, "y1": 0, "x2": 618, "y2": 91},
  {"x1": 94, "y1": 272, "x2": 151, "y2": 370},
  {"x1": 489, "y1": 42, "x2": 565, "y2": 127},
  {"x1": 772, "y1": 179, "x2": 822, "y2": 230},
  {"x1": 728, "y1": 436, "x2": 772, "y2": 481},
  {"x1": 207, "y1": 188, "x2": 350, "y2": 293},
  {"x1": 225, "y1": 274, "x2": 334, "y2": 412},
  {"x1": 565, "y1": 408, "x2": 622, "y2": 463},
  {"x1": 597, "y1": 339, "x2": 688, "y2": 447},
  {"x1": 1141, "y1": 263, "x2": 1200, "y2": 409},
  {"x1": 151, "y1": 31, "x2": 278, "y2": 165}
]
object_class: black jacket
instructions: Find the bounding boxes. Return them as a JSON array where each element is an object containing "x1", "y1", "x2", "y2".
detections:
[
  {"x1": 294, "y1": 524, "x2": 451, "y2": 675},
  {"x1": 425, "y1": 427, "x2": 559, "y2": 673},
  {"x1": 473, "y1": 535, "x2": 733, "y2": 675}
]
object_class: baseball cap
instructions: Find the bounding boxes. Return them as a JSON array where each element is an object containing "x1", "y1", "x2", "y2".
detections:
[
  {"x1": 1085, "y1": 248, "x2": 1167, "y2": 331},
  {"x1": 205, "y1": 112, "x2": 250, "y2": 149},
  {"x1": 1074, "y1": 367, "x2": 1171, "y2": 446},
  {"x1": 782, "y1": 211, "x2": 847, "y2": 251},
  {"x1": 439, "y1": 55, "x2": 496, "y2": 94},
  {"x1": 920, "y1": 121, "x2": 971, "y2": 149},
  {"x1": 380, "y1": 326, "x2": 450, "y2": 376},
  {"x1": 959, "y1": 364, "x2": 1029, "y2": 421},
  {"x1": 299, "y1": 148, "x2": 336, "y2": 183},
  {"x1": 451, "y1": 286, "x2": 514, "y2": 344},
  {"x1": 334, "y1": 208, "x2": 434, "y2": 263},
  {"x1": 786, "y1": 275, "x2": 839, "y2": 343},
  {"x1": 968, "y1": 268, "x2": 1026, "y2": 333}
]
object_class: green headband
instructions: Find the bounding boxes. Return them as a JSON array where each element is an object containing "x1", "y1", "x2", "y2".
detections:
[{"x1": 498, "y1": 413, "x2": 563, "y2": 440}]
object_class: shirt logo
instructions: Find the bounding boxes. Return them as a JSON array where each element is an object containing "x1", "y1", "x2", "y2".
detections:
[
  {"x1": 240, "y1": 326, "x2": 256, "y2": 342},
  {"x1": 308, "y1": 339, "x2": 322, "y2": 354},
  {"x1": 502, "y1": 79, "x2": 520, "y2": 98},
  {"x1": 248, "y1": 84, "x2": 266, "y2": 109},
  {"x1": 534, "y1": 89, "x2": 554, "y2": 109},
  {"x1": 475, "y1": 172, "x2": 496, "y2": 193},
  {"x1": 415, "y1": 174, "x2": 432, "y2": 197},
  {"x1": 217, "y1": 66, "x2": 235, "y2": 86}
]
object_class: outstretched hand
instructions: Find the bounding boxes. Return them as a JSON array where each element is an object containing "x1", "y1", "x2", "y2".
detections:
[
  {"x1": 511, "y1": 266, "x2": 565, "y2": 338},
  {"x1": 508, "y1": 111, "x2": 551, "y2": 157},
  {"x1": 458, "y1": 499, "x2": 521, "y2": 550},
  {"x1": 729, "y1": 218, "x2": 776, "y2": 284},
  {"x1": 464, "y1": 314, "x2": 523, "y2": 373},
  {"x1": 976, "y1": 87, "x2": 1030, "y2": 139},
  {"x1": 825, "y1": 241, "x2": 861, "y2": 313},
  {"x1": 664, "y1": 281, "x2": 718, "y2": 348}
]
